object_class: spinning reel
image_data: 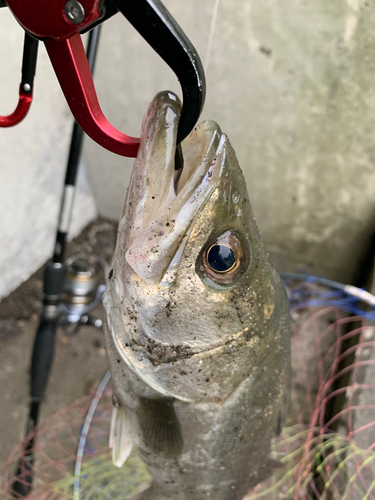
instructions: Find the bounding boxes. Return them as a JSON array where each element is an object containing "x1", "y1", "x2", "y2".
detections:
[{"x1": 61, "y1": 253, "x2": 108, "y2": 333}]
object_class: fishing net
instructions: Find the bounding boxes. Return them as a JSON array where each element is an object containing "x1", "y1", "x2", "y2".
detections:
[
  {"x1": 1, "y1": 277, "x2": 375, "y2": 500},
  {"x1": 247, "y1": 305, "x2": 375, "y2": 500},
  {"x1": 0, "y1": 383, "x2": 151, "y2": 500}
]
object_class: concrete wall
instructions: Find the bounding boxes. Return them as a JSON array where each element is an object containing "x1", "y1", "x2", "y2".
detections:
[
  {"x1": 0, "y1": 10, "x2": 97, "y2": 300},
  {"x1": 85, "y1": 0, "x2": 375, "y2": 284},
  {"x1": 2, "y1": 0, "x2": 375, "y2": 300}
]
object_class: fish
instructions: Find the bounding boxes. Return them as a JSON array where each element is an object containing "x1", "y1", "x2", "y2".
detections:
[{"x1": 103, "y1": 90, "x2": 291, "y2": 500}]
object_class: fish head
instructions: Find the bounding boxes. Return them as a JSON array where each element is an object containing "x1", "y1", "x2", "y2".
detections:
[{"x1": 105, "y1": 90, "x2": 287, "y2": 362}]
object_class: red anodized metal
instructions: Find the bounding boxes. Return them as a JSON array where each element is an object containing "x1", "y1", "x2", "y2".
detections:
[
  {"x1": 0, "y1": 87, "x2": 33, "y2": 127},
  {"x1": 45, "y1": 34, "x2": 140, "y2": 157},
  {"x1": 6, "y1": 0, "x2": 102, "y2": 40},
  {"x1": 6, "y1": 0, "x2": 140, "y2": 157}
]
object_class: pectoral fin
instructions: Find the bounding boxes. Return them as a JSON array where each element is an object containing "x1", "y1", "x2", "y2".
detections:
[
  {"x1": 137, "y1": 398, "x2": 183, "y2": 457},
  {"x1": 109, "y1": 404, "x2": 134, "y2": 467}
]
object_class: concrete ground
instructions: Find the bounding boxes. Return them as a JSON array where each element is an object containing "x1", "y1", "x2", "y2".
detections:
[{"x1": 0, "y1": 218, "x2": 117, "y2": 467}]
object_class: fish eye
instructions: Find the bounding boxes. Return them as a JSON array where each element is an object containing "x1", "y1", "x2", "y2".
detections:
[
  {"x1": 207, "y1": 244, "x2": 236, "y2": 273},
  {"x1": 200, "y1": 230, "x2": 250, "y2": 285}
]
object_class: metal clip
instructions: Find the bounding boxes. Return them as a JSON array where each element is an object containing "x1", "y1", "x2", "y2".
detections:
[{"x1": 5, "y1": 0, "x2": 205, "y2": 155}]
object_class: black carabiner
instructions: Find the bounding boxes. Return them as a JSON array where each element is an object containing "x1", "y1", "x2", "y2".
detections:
[
  {"x1": 0, "y1": 32, "x2": 38, "y2": 127},
  {"x1": 115, "y1": 0, "x2": 206, "y2": 145},
  {"x1": 85, "y1": 0, "x2": 206, "y2": 145}
]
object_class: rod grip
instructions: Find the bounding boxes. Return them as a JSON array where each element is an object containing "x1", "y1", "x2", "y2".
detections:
[
  {"x1": 11, "y1": 455, "x2": 34, "y2": 498},
  {"x1": 30, "y1": 318, "x2": 59, "y2": 401},
  {"x1": 43, "y1": 261, "x2": 65, "y2": 295}
]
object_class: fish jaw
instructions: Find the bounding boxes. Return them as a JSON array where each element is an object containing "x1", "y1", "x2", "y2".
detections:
[{"x1": 120, "y1": 90, "x2": 181, "y2": 247}]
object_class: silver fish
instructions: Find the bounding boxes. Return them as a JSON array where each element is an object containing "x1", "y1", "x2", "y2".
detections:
[{"x1": 103, "y1": 91, "x2": 290, "y2": 500}]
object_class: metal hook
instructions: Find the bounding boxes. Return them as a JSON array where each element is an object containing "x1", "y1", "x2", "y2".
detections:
[{"x1": 0, "y1": 32, "x2": 38, "y2": 127}]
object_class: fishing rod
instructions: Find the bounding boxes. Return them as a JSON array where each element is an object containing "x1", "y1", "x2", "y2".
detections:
[{"x1": 11, "y1": 26, "x2": 103, "y2": 498}]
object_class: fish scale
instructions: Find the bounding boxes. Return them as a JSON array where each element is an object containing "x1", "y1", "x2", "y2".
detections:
[{"x1": 103, "y1": 91, "x2": 290, "y2": 499}]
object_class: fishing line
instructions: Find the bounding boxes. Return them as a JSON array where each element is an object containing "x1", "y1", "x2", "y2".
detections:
[
  {"x1": 281, "y1": 272, "x2": 375, "y2": 320},
  {"x1": 204, "y1": 0, "x2": 221, "y2": 71},
  {"x1": 74, "y1": 370, "x2": 111, "y2": 500}
]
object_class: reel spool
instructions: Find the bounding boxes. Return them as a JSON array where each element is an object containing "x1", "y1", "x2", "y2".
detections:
[{"x1": 61, "y1": 253, "x2": 108, "y2": 333}]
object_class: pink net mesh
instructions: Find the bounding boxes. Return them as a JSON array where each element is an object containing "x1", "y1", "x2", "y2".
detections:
[{"x1": 1, "y1": 302, "x2": 375, "y2": 499}]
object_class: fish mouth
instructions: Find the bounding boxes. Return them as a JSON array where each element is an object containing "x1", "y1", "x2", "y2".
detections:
[{"x1": 124, "y1": 91, "x2": 226, "y2": 285}]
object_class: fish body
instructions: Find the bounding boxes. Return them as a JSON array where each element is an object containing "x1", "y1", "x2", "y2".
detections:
[{"x1": 103, "y1": 91, "x2": 290, "y2": 500}]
